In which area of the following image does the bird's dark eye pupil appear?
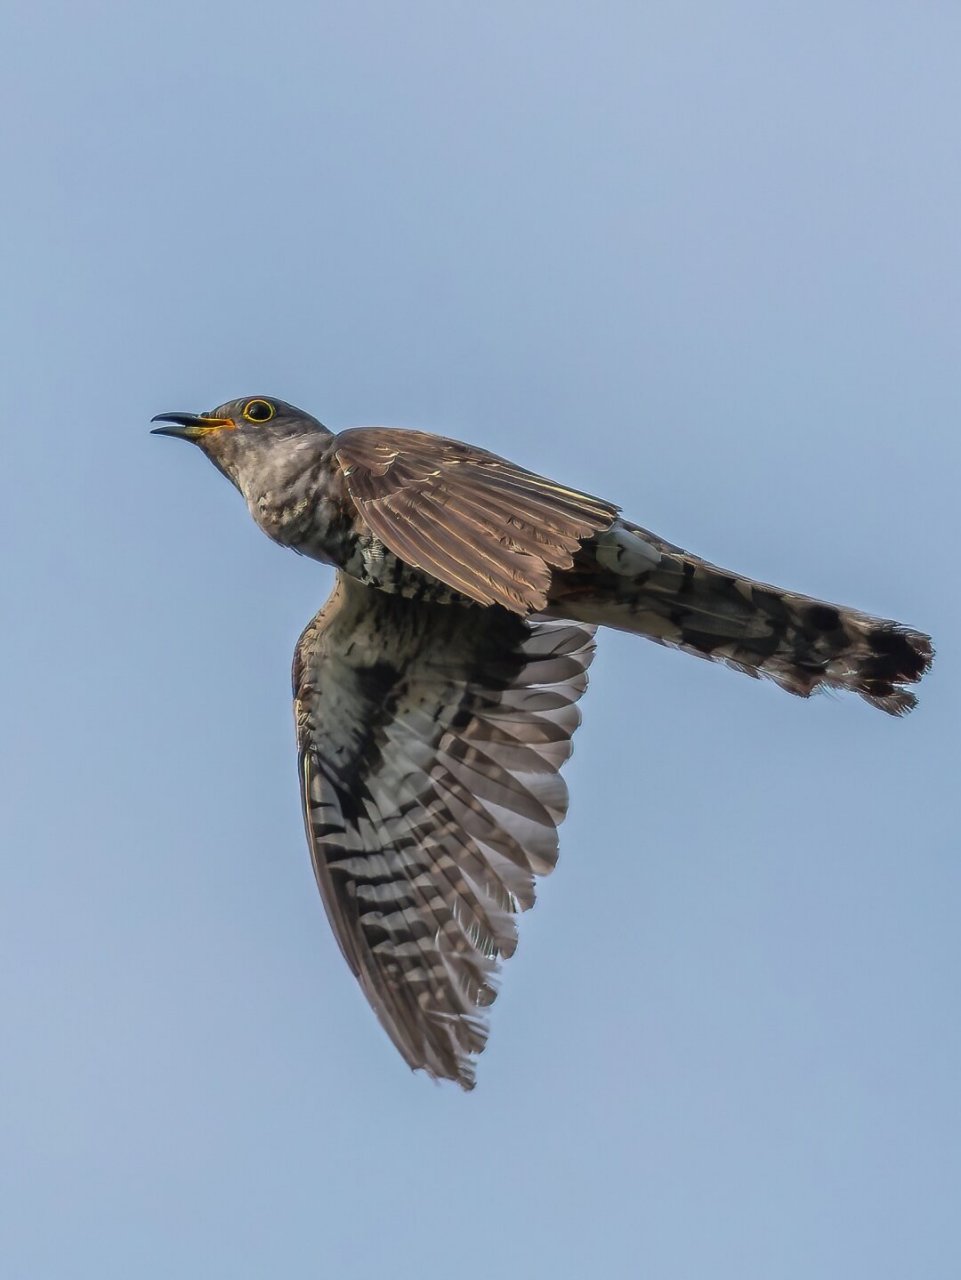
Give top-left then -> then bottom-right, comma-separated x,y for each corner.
246,400 -> 274,422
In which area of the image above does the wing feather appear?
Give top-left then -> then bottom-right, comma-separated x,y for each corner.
293,573 -> 596,1088
333,427 -> 618,613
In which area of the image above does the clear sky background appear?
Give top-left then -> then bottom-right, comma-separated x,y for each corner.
1,3 -> 958,1277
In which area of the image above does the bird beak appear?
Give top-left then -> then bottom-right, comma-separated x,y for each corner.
150,412 -> 235,439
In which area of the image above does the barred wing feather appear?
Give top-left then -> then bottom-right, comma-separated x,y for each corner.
293,573 -> 596,1089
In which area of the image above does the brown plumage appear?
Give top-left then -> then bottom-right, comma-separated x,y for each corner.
334,427 -> 618,611
153,396 -> 934,1089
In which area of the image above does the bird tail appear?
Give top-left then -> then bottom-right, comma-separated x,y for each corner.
548,519 -> 933,715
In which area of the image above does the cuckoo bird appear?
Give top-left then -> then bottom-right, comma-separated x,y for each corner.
152,395 -> 933,1089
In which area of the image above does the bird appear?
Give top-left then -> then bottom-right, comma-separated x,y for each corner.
152,395 -> 933,1089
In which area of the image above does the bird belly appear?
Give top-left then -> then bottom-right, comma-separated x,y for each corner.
337,533 -> 470,604
289,508 -> 468,605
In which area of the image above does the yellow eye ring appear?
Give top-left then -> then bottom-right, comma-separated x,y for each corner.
242,399 -> 276,423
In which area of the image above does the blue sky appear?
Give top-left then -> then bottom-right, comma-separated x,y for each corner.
2,3 -> 958,1276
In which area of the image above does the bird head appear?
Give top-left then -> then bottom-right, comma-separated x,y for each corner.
151,396 -> 332,491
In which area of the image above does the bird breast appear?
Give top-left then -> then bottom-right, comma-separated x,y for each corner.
250,476 -> 467,605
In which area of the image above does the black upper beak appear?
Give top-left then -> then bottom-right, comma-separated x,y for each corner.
150,412 -> 208,438
152,411 -> 237,440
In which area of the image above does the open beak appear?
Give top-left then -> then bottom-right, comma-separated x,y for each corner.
151,412 -> 234,439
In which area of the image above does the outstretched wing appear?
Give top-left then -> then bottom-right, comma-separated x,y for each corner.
332,426 -> 618,613
293,573 -> 596,1089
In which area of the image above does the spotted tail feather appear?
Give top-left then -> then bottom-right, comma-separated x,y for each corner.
548,519 -> 933,715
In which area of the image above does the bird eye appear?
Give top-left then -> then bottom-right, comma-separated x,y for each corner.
243,399 -> 276,423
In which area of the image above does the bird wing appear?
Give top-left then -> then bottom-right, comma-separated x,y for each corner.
332,426 -> 618,613
293,573 -> 596,1089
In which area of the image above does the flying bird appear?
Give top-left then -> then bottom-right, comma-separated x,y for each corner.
152,396 -> 933,1089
